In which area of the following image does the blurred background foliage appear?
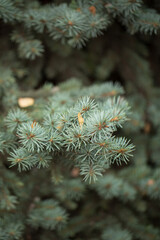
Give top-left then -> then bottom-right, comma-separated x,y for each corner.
1,0 -> 160,239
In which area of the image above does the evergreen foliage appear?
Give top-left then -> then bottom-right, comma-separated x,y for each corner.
0,0 -> 160,239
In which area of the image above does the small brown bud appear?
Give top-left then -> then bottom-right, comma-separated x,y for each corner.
71,167 -> 80,177
89,6 -> 96,15
144,122 -> 151,133
147,179 -> 155,186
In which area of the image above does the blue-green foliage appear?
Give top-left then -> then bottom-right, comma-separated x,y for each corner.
4,82 -> 134,183
28,199 -> 68,230
0,216 -> 24,240
1,0 -> 160,240
102,225 -> 132,240
0,0 -> 159,56
0,80 -> 136,239
93,174 -> 136,201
